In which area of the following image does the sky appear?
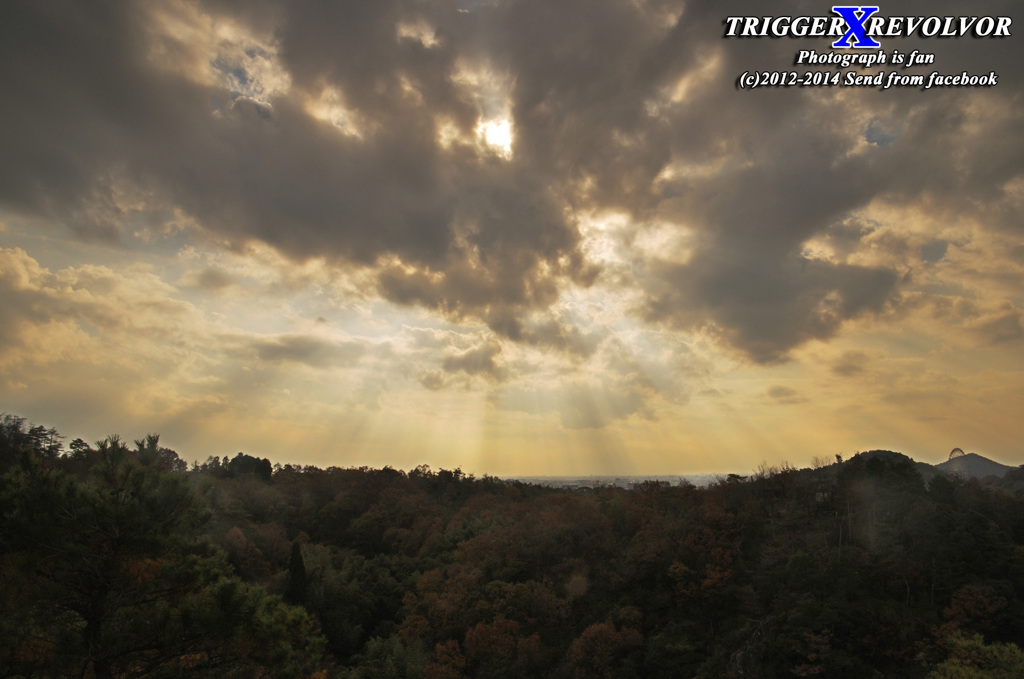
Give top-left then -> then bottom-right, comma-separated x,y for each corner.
1,0 -> 1022,476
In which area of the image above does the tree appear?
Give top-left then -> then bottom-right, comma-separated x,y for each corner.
134,432 -> 187,472
227,452 -> 274,482
69,437 -> 92,456
929,632 -> 1024,679
1,439 -> 324,678
0,413 -> 30,473
285,541 -> 309,605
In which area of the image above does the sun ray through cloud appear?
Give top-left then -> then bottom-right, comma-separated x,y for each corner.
1,0 -> 1022,474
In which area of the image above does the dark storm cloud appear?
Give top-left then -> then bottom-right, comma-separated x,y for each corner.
766,386 -> 805,405
441,340 -> 506,380
249,334 -> 369,368
189,267 -> 235,292
642,253 -> 898,364
0,0 -> 587,335
1,0 -> 1021,363
832,350 -> 870,377
971,309 -> 1023,345
631,1 -> 1022,361
0,1 -> 157,240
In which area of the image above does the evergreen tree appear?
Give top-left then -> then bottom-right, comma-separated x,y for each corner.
1,438 -> 324,678
286,540 -> 309,605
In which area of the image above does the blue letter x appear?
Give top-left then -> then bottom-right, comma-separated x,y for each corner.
832,6 -> 881,48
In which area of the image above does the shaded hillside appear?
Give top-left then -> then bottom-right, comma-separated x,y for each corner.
851,449 -> 940,481
935,452 -> 1013,480
855,448 -> 1018,482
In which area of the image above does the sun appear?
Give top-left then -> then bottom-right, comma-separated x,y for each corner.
478,119 -> 513,158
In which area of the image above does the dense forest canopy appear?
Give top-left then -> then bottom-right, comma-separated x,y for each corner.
3,412 -> 1024,678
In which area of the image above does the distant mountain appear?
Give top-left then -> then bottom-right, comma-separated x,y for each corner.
846,449 -> 1016,481
933,452 -> 1013,479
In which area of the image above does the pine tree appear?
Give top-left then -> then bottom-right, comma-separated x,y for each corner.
286,540 -> 309,605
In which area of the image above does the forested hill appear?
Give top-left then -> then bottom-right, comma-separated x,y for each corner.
3,414 -> 1024,678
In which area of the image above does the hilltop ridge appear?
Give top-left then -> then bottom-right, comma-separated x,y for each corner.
839,448 -> 1016,482
933,452 -> 1014,479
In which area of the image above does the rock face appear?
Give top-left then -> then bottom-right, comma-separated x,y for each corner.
934,452 -> 1013,479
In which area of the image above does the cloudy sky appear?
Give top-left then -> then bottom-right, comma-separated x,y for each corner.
1,0 -> 1022,475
